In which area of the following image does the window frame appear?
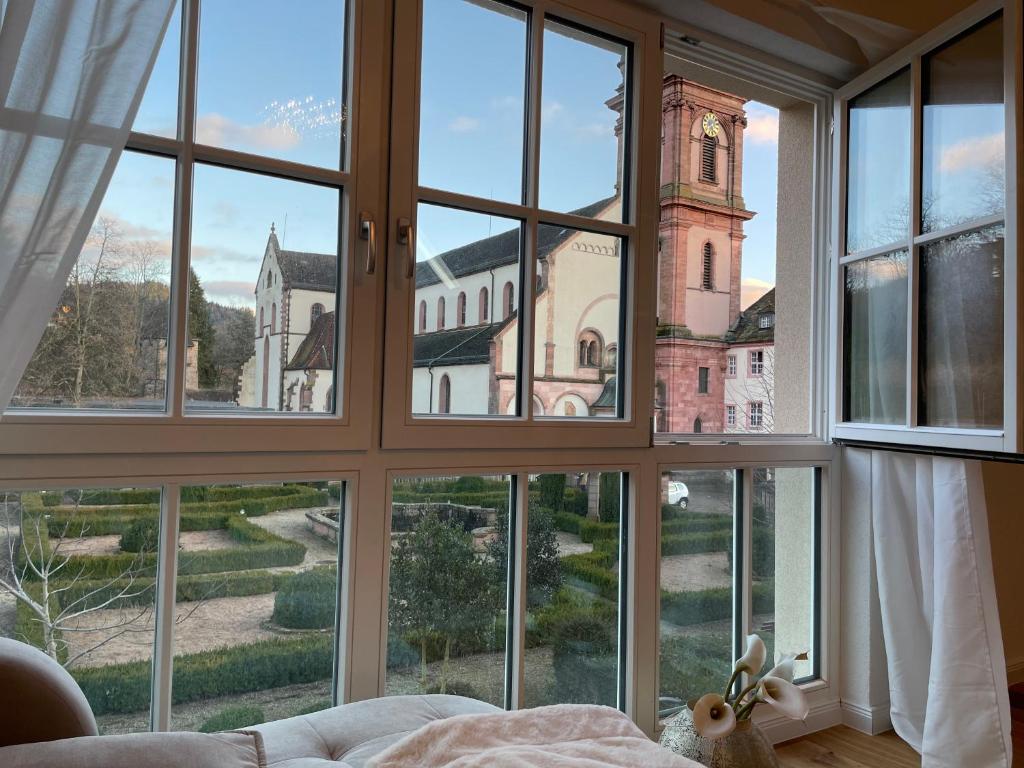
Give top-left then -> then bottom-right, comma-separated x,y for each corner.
830,0 -> 1020,454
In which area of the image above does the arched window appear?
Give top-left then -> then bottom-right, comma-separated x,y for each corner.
325,386 -> 334,413
700,133 -> 717,183
266,270 -> 273,288
578,331 -> 602,368
258,307 -> 264,337
418,300 -> 427,333
502,281 -> 514,320
456,292 -> 467,327
588,340 -> 600,366
437,296 -> 446,330
310,302 -> 325,325
605,344 -> 617,369
479,287 -> 489,322
564,402 -> 577,417
693,417 -> 703,433
439,374 -> 451,414
271,302 -> 277,334
701,242 -> 714,290
578,340 -> 589,366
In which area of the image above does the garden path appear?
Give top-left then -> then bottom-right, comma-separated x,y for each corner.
58,529 -> 239,556
249,507 -> 340,570
555,531 -> 592,556
658,551 -> 731,592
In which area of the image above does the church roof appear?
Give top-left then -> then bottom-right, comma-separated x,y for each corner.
726,288 -> 775,345
412,322 -> 506,367
415,196 -> 617,289
591,376 -> 618,409
277,248 -> 338,292
285,311 -> 335,370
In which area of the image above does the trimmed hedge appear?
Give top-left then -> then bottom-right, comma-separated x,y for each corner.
389,491 -> 510,513
553,511 -> 582,535
273,568 -> 336,629
660,581 -> 775,626
41,485 -> 309,509
199,706 -> 265,733
74,634 -> 333,716
661,529 -> 732,556
119,517 -> 159,553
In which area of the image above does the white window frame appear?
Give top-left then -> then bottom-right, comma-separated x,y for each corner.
829,0 -> 1020,454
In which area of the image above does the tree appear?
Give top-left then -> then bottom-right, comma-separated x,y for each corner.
487,504 -> 562,610
188,268 -> 217,388
538,474 -> 566,511
388,513 -> 498,692
209,303 -> 255,390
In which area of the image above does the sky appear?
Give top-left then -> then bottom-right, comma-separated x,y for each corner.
93,0 -> 1003,316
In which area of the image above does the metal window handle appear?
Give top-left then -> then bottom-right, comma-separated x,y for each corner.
359,212 -> 376,275
397,217 -> 415,278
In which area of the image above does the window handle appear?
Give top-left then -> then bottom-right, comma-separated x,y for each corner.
397,217 -> 415,278
359,212 -> 376,275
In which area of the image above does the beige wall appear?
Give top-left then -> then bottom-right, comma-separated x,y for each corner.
981,461 -> 1024,683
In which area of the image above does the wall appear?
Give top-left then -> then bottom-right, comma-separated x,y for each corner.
981,460 -> 1024,683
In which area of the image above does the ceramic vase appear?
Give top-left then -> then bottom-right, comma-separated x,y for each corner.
659,706 -> 780,768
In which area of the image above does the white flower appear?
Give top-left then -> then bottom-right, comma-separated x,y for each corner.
759,675 -> 809,721
734,633 -> 766,675
692,693 -> 737,740
765,654 -> 797,683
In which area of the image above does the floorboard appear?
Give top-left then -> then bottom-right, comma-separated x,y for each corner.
775,725 -> 920,768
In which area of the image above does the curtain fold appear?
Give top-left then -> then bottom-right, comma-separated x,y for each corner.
871,451 -> 1012,766
0,0 -> 174,414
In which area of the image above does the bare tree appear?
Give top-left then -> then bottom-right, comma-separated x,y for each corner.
734,352 -> 775,434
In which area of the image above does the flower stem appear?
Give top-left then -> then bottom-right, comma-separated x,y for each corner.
733,680 -> 760,709
722,669 -> 742,702
734,696 -> 760,721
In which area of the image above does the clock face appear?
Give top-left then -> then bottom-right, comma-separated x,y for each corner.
702,112 -> 721,138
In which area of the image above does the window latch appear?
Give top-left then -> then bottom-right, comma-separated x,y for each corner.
359,212 -> 376,275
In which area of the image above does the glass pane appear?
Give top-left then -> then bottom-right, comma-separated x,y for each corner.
385,475 -> 510,707
418,0 -> 527,203
196,0 -> 347,168
846,69 -> 911,253
654,73 -> 813,436
533,224 -> 622,418
186,164 -> 340,414
11,152 -> 175,411
752,468 -> 815,681
658,470 -> 735,718
922,15 -> 1004,232
132,1 -> 181,138
843,251 -> 908,424
539,22 -> 627,220
1,487 -> 161,734
526,472 -> 621,707
412,204 -> 520,417
170,481 -> 344,730
920,226 -> 1004,428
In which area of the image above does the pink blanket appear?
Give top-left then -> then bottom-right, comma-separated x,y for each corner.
366,704 -> 700,768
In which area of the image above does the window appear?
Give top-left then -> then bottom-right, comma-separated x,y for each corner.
456,292 -> 467,327
726,404 -> 737,427
311,303 -> 325,326
750,350 -> 764,376
479,287 -> 489,323
438,374 -> 451,414
726,355 -> 736,377
259,307 -> 265,338
271,303 -> 277,335
577,331 -> 603,369
700,133 -> 717,183
605,345 -> 617,369
436,296 -> 446,331
693,417 -> 702,433
697,367 -> 710,394
701,242 -> 714,290
564,402 -> 577,416
759,313 -> 774,329
418,300 -> 427,333
835,10 -> 1014,451
750,401 -> 764,429
503,281 -> 514,321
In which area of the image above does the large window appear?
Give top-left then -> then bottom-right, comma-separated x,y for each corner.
835,10 -> 1015,452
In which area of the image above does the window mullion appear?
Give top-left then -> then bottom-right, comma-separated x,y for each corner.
508,472 -> 529,709
150,484 -> 181,731
907,56 -> 923,429
735,468 -> 752,693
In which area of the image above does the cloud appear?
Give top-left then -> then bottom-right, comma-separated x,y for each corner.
203,280 -> 257,306
575,120 -> 614,139
190,243 -> 255,267
542,101 -> 565,123
940,131 -> 1004,173
448,116 -> 481,133
741,277 -> 773,309
195,113 -> 301,152
745,110 -> 779,145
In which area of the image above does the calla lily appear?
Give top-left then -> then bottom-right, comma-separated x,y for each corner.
765,653 -> 796,683
734,633 -> 766,675
692,693 -> 737,740
758,675 -> 809,721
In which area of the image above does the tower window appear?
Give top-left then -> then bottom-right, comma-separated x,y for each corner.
700,133 -> 717,183
698,366 -> 710,394
456,292 -> 467,327
437,297 -> 446,330
702,242 -> 714,290
310,303 -> 325,325
479,287 -> 489,322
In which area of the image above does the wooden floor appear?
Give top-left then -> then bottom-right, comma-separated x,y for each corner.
776,726 -> 920,768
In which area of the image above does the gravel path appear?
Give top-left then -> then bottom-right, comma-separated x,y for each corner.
555,531 -> 592,556
250,508 -> 339,569
59,530 -> 239,557
658,551 -> 731,592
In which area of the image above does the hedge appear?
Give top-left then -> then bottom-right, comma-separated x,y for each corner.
273,567 -> 337,629
389,491 -> 510,513
553,511 -> 582,534
660,582 -> 775,626
73,634 -> 334,716
661,529 -> 732,556
40,485 -> 310,509
199,706 -> 266,733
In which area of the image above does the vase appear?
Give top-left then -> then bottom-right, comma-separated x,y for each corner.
659,706 -> 780,768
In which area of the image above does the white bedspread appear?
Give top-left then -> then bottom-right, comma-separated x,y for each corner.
365,704 -> 700,768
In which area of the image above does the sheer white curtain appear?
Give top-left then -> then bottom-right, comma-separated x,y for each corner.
871,451 -> 1012,766
0,0 -> 174,413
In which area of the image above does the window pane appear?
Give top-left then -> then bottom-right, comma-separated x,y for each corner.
11,152 -> 175,411
170,481 -> 344,730
186,164 -> 340,414
539,22 -> 626,220
843,251 -> 908,424
418,0 -> 527,203
132,1 -> 180,138
752,468 -> 815,681
533,224 -> 622,418
846,69 -> 911,253
1,487 -> 161,734
526,472 -> 621,707
196,0 -> 347,168
920,226 -> 1004,428
412,204 -> 520,417
655,72 -> 813,435
658,470 -> 735,717
385,475 -> 510,707
922,15 -> 1004,232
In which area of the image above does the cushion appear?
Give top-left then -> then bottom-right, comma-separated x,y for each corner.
0,730 -> 265,768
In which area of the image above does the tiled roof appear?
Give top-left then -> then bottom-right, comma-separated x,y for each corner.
412,322 -> 506,367
276,241 -> 337,292
726,288 -> 775,344
285,311 -> 335,370
415,197 -> 617,289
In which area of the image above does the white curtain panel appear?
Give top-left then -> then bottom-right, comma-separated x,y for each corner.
871,451 -> 1013,766
0,0 -> 174,413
